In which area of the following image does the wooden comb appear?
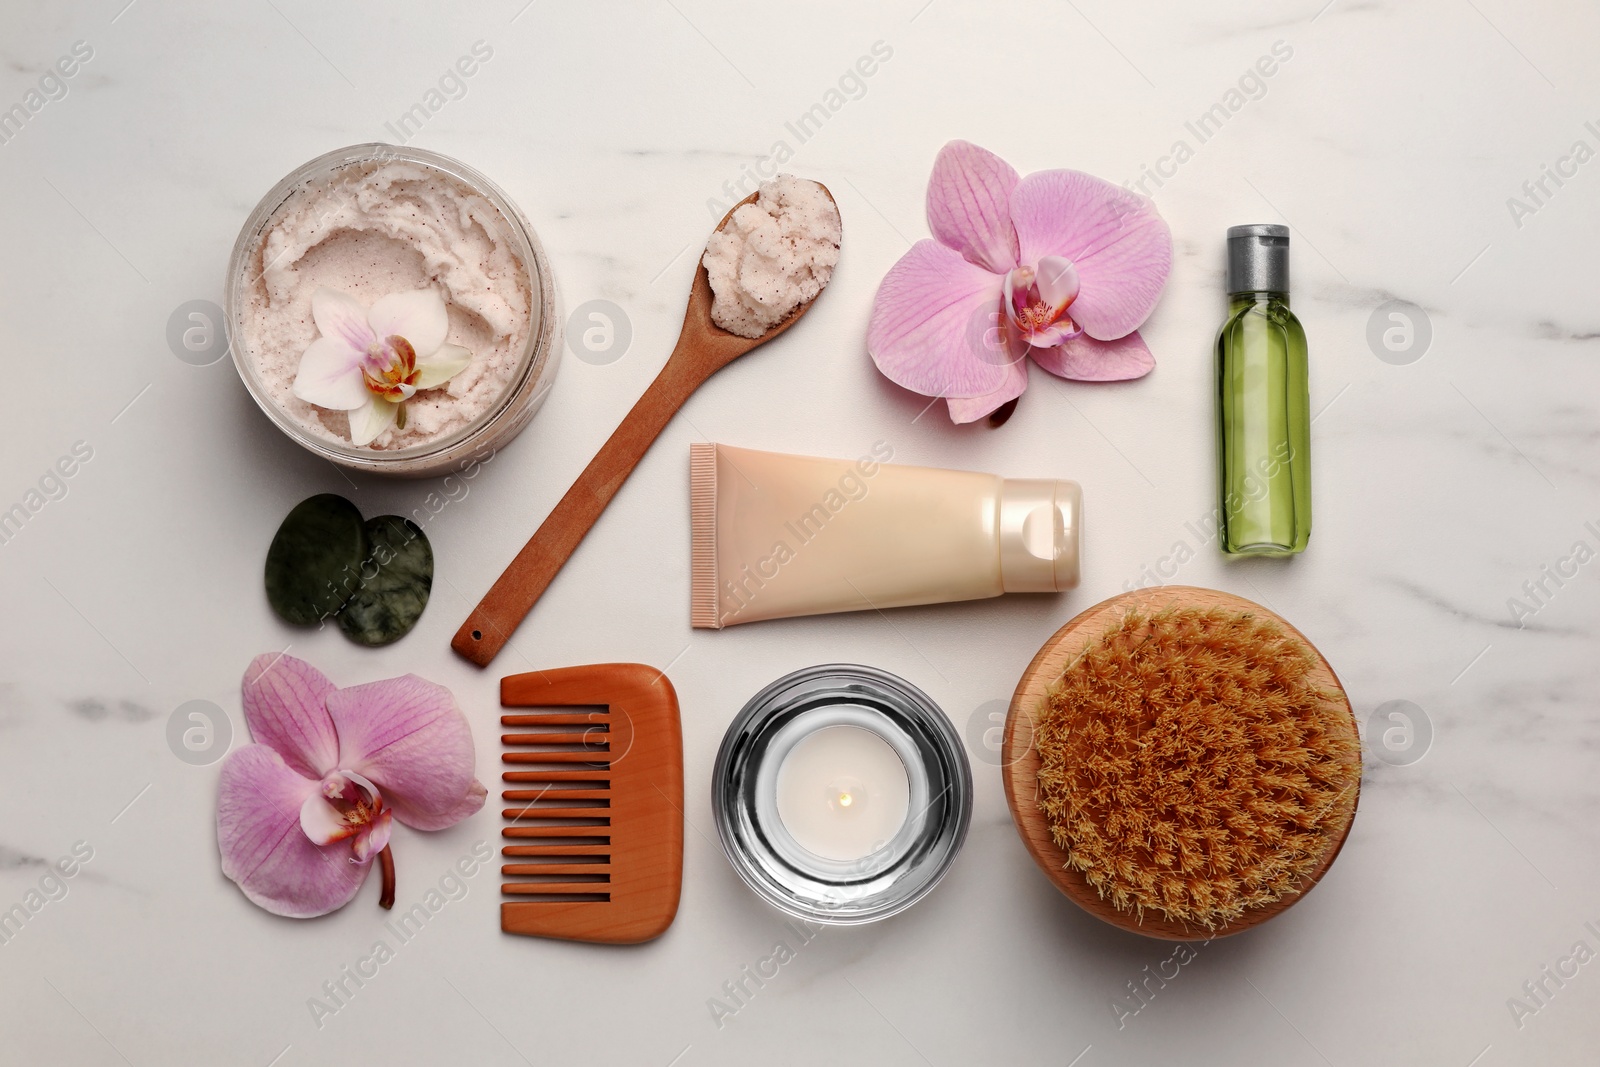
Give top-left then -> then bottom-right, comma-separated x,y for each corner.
499,663 -> 683,944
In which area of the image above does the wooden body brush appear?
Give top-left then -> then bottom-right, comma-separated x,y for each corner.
1003,586 -> 1360,940
453,186 -> 837,668
500,663 -> 683,944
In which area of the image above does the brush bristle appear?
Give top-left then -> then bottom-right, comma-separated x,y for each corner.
1034,607 -> 1360,930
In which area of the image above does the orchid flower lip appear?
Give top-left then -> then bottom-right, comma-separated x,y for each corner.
361,334 -> 422,402
1002,256 -> 1083,348
299,767 -> 390,859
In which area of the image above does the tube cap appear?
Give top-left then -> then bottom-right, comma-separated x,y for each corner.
998,480 -> 1081,593
1226,223 -> 1290,294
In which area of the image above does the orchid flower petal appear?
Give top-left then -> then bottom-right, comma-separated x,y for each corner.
312,286 -> 377,355
410,343 -> 472,391
867,239 -> 1010,400
412,781 -> 489,832
926,140 -> 1021,274
217,745 -> 370,918
1010,171 -> 1172,339
369,289 -> 449,358
326,675 -> 486,831
948,349 -> 1029,424
1029,329 -> 1157,382
292,337 -> 371,411
349,398 -> 398,448
241,653 -> 338,780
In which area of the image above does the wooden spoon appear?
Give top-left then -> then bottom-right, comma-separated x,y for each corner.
452,184 -> 839,667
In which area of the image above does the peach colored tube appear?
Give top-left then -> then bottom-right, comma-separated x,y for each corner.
691,442 -> 1007,628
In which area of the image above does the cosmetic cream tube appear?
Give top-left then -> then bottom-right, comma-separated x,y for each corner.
689,443 -> 1081,629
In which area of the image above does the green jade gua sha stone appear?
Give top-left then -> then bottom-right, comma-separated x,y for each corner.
337,515 -> 434,647
264,494 -> 366,626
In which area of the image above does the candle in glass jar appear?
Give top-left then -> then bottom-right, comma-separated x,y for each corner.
775,724 -> 910,862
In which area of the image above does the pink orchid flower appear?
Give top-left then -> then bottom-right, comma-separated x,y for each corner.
868,141 -> 1173,423
292,287 -> 472,447
216,653 -> 486,918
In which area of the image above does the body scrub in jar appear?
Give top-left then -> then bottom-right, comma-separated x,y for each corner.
227,144 -> 560,476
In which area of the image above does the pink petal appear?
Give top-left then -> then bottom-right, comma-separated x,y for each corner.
926,140 -> 1020,274
312,287 -> 376,353
241,653 -> 338,781
291,337 -> 369,411
867,240 -> 1009,400
369,289 -> 449,358
326,675 -> 486,831
216,745 -> 370,918
948,350 -> 1028,424
1010,171 -> 1172,340
1029,330 -> 1156,382
416,780 -> 488,830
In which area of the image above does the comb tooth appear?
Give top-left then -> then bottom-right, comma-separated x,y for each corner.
501,807 -> 610,821
502,844 -> 611,857
502,863 -> 610,877
502,788 -> 610,801
502,732 -> 609,746
502,770 -> 610,783
503,825 -> 611,839
503,751 -> 613,764
501,713 -> 607,726
502,883 -> 612,897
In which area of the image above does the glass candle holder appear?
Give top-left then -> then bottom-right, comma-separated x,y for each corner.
226,143 -> 561,477
712,664 -> 972,925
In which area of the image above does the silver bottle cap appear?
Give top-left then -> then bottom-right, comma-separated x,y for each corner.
1226,223 -> 1290,294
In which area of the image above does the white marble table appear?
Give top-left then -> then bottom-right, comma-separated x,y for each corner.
2,1 -> 1597,1064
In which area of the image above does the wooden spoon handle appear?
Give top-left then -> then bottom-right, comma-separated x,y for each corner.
452,352 -> 710,666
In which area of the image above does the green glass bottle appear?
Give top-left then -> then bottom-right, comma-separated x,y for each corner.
1215,224 -> 1311,555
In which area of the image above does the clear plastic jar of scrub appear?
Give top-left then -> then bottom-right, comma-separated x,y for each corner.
226,144 -> 561,477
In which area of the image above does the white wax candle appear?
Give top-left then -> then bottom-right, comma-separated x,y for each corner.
775,725 -> 910,862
